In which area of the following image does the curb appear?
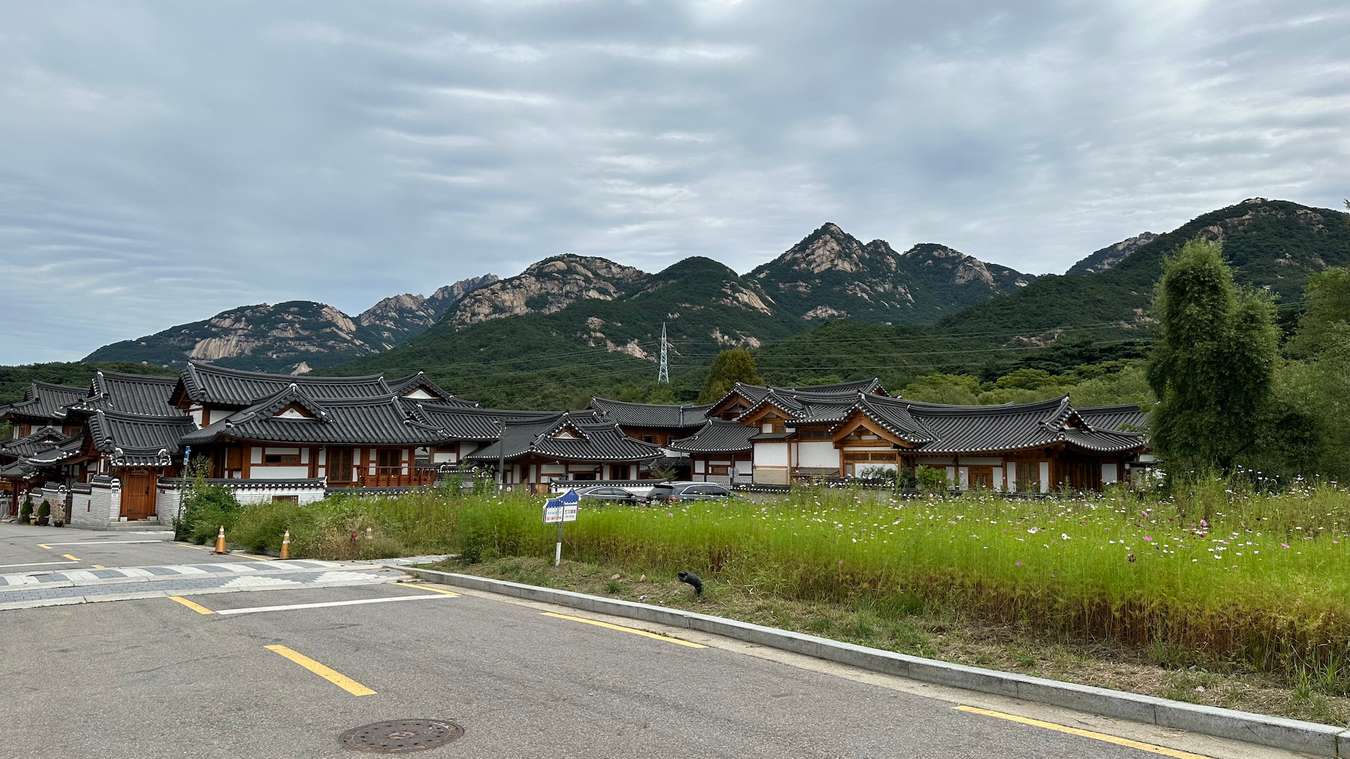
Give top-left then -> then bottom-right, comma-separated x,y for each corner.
404,567 -> 1349,757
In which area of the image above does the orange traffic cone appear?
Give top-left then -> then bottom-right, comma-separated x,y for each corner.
213,525 -> 227,554
280,530 -> 290,560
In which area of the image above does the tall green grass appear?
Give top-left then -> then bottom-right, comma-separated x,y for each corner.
231,479 -> 1350,686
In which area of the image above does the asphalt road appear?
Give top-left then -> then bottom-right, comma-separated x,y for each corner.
0,523 -> 251,570
0,572 -> 1301,759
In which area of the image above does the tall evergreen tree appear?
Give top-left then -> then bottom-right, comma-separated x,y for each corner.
1285,267 -> 1350,358
1147,239 -> 1278,476
699,348 -> 763,403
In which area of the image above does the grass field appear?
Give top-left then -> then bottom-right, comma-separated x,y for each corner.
228,479 -> 1350,714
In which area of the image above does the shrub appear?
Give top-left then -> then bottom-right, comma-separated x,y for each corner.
229,500 -> 307,554
19,496 -> 33,524
915,465 -> 948,493
37,500 -> 51,526
177,485 -> 242,545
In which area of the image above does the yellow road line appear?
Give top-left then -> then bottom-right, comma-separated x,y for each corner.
167,596 -> 215,615
92,564 -> 105,569
264,644 -> 376,696
237,553 -> 272,562
410,584 -> 461,597
956,705 -> 1213,759
542,611 -> 706,649
61,553 -> 79,562
37,543 -> 50,550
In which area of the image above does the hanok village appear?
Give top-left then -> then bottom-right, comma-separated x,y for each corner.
0,362 -> 1150,526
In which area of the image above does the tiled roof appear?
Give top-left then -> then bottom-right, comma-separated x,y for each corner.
829,395 -> 1148,455
465,413 -> 661,463
1078,405 -> 1150,434
68,370 -> 184,418
669,420 -> 757,453
589,397 -> 711,429
0,381 -> 87,421
0,427 -> 70,458
172,361 -> 393,407
87,409 -> 198,466
181,390 -> 443,447
410,403 -> 557,441
388,372 -> 477,407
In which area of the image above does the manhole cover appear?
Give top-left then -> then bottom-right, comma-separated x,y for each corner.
340,719 -> 464,753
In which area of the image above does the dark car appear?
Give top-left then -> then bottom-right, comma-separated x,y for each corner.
574,486 -> 639,504
643,482 -> 732,504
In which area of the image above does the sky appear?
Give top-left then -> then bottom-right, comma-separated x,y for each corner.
2,1 -> 1349,364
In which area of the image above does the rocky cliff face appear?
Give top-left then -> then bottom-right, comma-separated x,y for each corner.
357,274 -> 499,348
450,255 -> 645,327
749,223 -> 1034,323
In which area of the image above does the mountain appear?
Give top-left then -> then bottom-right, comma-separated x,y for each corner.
449,255 -> 644,327
757,198 -> 1350,387
83,275 -> 497,373
748,222 -> 1034,323
1066,232 -> 1159,275
332,230 -> 1029,406
358,274 -> 498,348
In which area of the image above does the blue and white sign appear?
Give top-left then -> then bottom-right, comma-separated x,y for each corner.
543,488 -> 579,524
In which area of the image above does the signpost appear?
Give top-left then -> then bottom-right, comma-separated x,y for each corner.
543,489 -> 579,566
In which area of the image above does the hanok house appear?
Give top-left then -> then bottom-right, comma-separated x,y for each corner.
169,360 -> 398,429
668,419 -> 757,485
463,411 -> 662,491
179,383 -> 444,490
64,409 -> 198,520
588,397 -> 711,447
409,403 -> 559,468
800,394 -> 1146,491
0,380 -> 88,439
0,427 -> 82,515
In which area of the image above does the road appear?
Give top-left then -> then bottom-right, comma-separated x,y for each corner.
0,524 -> 1300,758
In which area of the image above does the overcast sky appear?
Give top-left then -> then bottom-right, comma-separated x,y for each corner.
3,1 -> 1349,364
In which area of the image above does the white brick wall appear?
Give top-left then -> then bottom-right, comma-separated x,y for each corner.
71,479 -> 121,529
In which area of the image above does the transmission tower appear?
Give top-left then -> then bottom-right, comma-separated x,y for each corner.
657,322 -> 670,384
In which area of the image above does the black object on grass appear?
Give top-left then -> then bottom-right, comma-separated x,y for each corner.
677,571 -> 703,595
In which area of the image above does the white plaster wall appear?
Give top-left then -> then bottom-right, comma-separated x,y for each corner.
754,442 -> 788,467
251,466 -> 309,479
1006,461 -> 1018,492
693,460 -> 706,474
1102,462 -> 1118,485
795,441 -> 837,469
1039,461 -> 1051,493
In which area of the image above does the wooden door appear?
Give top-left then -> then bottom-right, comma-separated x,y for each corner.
968,466 -> 994,490
328,447 -> 354,484
120,469 -> 155,520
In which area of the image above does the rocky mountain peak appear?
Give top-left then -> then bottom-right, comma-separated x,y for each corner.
450,254 -> 646,328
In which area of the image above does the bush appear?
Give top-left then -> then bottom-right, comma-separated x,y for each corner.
37,500 -> 51,526
19,496 -> 33,524
915,465 -> 948,493
229,500 -> 307,554
177,485 -> 242,545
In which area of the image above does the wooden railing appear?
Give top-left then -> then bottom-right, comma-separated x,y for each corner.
350,467 -> 437,489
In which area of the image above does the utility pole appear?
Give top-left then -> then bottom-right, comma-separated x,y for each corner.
657,322 -> 670,384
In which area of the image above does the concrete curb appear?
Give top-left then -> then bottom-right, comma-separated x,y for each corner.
405,567 -> 1349,757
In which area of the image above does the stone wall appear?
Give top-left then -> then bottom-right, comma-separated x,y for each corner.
70,477 -> 121,529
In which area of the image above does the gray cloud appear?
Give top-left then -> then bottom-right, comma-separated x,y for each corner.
3,0 -> 1348,362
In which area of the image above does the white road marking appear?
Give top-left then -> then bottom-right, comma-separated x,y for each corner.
215,594 -> 453,616
63,570 -> 100,583
0,560 -> 76,569
170,566 -> 210,575
117,567 -> 154,578
214,563 -> 263,573
34,540 -> 166,547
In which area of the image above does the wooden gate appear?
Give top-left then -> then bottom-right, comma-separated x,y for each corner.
120,469 -> 156,521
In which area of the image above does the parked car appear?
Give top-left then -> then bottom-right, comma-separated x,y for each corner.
574,486 -> 640,504
644,482 -> 732,504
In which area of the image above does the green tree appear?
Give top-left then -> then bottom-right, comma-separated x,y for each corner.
900,373 -> 980,404
698,348 -> 763,403
1285,267 -> 1350,358
1147,239 -> 1279,476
